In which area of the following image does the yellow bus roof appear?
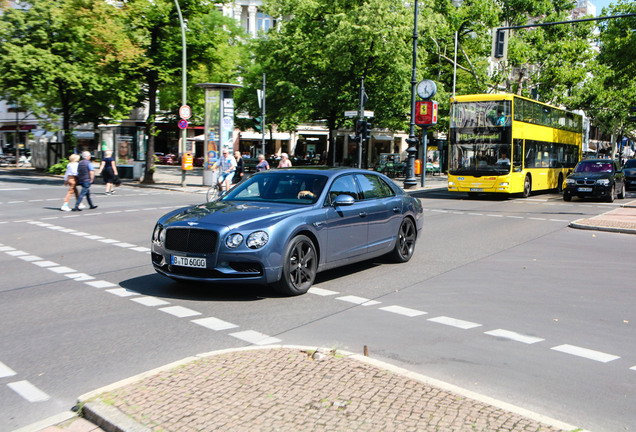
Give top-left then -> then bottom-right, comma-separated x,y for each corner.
451,93 -> 565,111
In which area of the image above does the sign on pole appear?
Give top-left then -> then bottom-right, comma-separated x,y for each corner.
178,119 -> 188,129
179,105 -> 191,120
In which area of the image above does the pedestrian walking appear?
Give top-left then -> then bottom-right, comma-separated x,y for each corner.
255,153 -> 270,172
232,150 -> 244,185
98,150 -> 119,195
277,153 -> 292,168
73,151 -> 98,211
61,154 -> 80,212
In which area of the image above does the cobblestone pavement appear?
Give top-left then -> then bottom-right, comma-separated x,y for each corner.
73,347 -> 577,432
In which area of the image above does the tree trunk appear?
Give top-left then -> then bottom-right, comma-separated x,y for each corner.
142,76 -> 158,184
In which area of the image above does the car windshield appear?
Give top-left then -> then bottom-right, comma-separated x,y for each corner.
574,161 -> 613,173
624,159 -> 636,169
222,172 -> 328,205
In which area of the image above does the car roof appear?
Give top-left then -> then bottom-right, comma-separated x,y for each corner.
258,166 -> 381,178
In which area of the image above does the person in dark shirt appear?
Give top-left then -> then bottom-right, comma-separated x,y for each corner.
73,151 -> 98,211
232,151 -> 244,185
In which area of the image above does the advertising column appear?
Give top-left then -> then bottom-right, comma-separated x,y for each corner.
198,83 -> 242,186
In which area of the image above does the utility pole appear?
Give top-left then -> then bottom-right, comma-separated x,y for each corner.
261,73 -> 266,157
357,77 -> 368,169
174,0 -> 188,187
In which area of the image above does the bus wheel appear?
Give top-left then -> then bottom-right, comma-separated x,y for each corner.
556,174 -> 563,193
522,175 -> 531,198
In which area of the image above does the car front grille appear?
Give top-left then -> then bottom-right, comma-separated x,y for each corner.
574,179 -> 596,186
165,228 -> 218,254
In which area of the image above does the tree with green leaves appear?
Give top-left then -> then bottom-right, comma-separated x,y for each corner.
236,0 -> 414,163
570,0 -> 636,149
119,0 -> 244,183
0,0 -> 144,152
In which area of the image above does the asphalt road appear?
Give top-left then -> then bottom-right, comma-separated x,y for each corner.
0,169 -> 634,431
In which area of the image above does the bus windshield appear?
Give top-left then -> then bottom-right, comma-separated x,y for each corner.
449,100 -> 512,176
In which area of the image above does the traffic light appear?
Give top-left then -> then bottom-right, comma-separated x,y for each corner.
253,116 -> 262,132
493,29 -> 507,59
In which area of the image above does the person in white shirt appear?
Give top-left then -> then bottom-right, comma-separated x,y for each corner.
61,154 -> 80,211
216,149 -> 237,192
496,152 -> 510,165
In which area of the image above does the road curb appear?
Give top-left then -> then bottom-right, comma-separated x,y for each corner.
75,345 -> 586,432
569,219 -> 636,234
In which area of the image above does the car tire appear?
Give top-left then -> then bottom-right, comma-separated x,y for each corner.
606,185 -> 615,203
617,182 -> 626,199
563,191 -> 572,202
522,175 -> 531,198
276,235 -> 317,296
390,218 -> 416,263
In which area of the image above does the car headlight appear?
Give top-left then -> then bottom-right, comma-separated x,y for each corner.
565,178 -> 576,185
153,224 -> 165,244
246,231 -> 269,249
499,182 -> 509,186
225,233 -> 244,249
596,179 -> 610,186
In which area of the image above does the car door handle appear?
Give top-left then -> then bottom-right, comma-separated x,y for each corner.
392,207 -> 400,213
359,212 -> 367,218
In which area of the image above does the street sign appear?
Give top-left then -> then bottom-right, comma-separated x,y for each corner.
415,101 -> 438,126
178,119 -> 188,129
179,105 -> 192,120
344,110 -> 357,118
363,110 -> 374,118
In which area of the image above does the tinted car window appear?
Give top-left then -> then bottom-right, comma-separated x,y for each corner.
574,161 -> 613,173
356,174 -> 395,199
624,160 -> 636,168
329,175 -> 359,202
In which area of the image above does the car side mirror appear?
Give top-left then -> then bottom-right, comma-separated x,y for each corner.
332,194 -> 355,207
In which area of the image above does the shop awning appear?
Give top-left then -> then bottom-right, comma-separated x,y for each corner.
241,132 -> 291,140
0,124 -> 36,131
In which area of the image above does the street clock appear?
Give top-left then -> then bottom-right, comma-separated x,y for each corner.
416,79 -> 437,100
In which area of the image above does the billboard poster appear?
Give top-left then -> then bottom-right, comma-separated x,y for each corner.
221,92 -> 235,153
205,92 -> 220,169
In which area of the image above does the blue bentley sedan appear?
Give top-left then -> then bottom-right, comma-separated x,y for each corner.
151,167 -> 423,295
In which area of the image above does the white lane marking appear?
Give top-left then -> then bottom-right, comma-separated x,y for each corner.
485,329 -> 545,345
549,219 -> 569,222
6,250 -> 28,256
114,242 -> 135,248
468,213 -> 483,216
308,287 -> 339,296
130,296 -> 170,307
0,187 -> 29,191
506,216 -> 524,219
85,235 -> 104,240
487,214 -> 503,217
229,330 -> 282,345
379,305 -> 427,317
8,201 -> 25,204
7,380 -> 50,402
106,288 -> 140,297
99,239 -> 119,244
85,280 -> 117,289
33,261 -> 58,267
71,232 -> 90,236
428,316 -> 482,330
105,211 -> 122,214
59,228 -> 76,233
0,361 -> 17,378
48,266 -> 76,274
130,246 -> 151,252
551,344 -> 620,363
631,366 -> 636,372
336,295 -> 381,306
65,273 -> 95,281
528,217 -> 547,221
192,317 -> 238,331
0,246 -> 16,252
19,255 -> 43,262
159,306 -> 202,318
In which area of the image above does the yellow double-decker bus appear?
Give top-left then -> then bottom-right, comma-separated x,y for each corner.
447,94 -> 583,197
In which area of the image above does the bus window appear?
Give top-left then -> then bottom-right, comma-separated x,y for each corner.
513,139 -> 523,172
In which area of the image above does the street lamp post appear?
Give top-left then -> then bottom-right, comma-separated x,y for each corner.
451,0 -> 463,100
403,0 -> 419,189
174,0 -> 187,187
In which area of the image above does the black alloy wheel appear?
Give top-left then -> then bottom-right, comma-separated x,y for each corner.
606,184 -> 615,203
390,218 -> 416,263
617,182 -> 626,199
276,235 -> 317,296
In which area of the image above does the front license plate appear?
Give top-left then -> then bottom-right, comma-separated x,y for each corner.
577,187 -> 593,192
470,188 -> 483,192
171,255 -> 206,268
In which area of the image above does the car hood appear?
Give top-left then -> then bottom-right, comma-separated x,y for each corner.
162,200 -> 308,229
568,172 -> 612,181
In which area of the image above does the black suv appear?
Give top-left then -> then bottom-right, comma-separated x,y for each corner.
624,159 -> 636,190
563,159 -> 625,203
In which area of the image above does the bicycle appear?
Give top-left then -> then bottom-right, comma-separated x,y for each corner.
206,181 -> 222,202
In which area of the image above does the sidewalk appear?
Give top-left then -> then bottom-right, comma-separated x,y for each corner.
8,166 -> 636,432
33,346 -> 582,432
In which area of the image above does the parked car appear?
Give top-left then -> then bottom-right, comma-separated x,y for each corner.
623,159 -> 636,190
563,158 -> 625,202
158,153 -> 178,165
151,167 -> 423,295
